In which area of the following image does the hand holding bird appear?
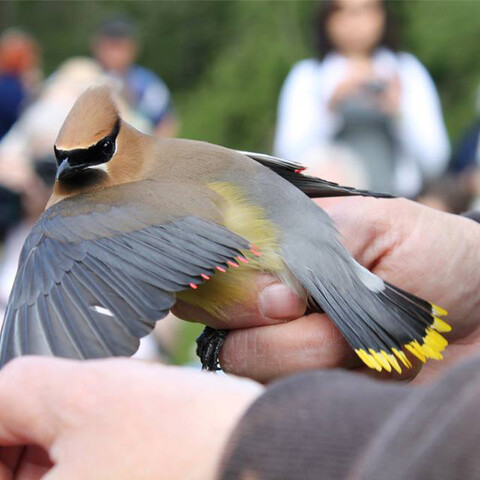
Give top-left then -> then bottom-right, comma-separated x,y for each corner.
176,197 -> 480,383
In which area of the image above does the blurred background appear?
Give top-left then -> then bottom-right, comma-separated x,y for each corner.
1,0 -> 480,365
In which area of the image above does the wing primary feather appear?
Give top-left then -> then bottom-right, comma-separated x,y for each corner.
0,305 -> 17,366
179,217 -> 251,249
123,231 -> 219,274
152,226 -> 243,265
136,229 -> 218,271
120,234 -> 207,277
21,304 -> 29,355
49,284 -> 88,359
102,237 -> 196,288
70,265 -> 155,338
36,294 -> 59,355
61,272 -> 119,356
42,238 -> 67,283
89,240 -> 186,290
82,256 -> 166,319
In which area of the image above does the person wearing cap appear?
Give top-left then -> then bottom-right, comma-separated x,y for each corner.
91,16 -> 178,138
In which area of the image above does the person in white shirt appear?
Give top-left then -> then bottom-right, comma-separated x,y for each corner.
274,0 -> 450,197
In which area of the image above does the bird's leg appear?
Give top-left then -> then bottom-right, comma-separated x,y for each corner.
196,327 -> 229,371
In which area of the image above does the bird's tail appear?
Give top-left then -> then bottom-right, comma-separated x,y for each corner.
305,268 -> 451,373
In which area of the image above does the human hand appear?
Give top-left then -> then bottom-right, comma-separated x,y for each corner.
0,357 -> 262,480
174,198 -> 480,384
378,75 -> 401,115
328,58 -> 376,110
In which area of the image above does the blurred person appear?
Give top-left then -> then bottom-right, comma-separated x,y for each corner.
302,142 -> 369,186
1,198 -> 480,478
91,16 -> 178,137
274,0 -> 450,197
450,82 -> 480,176
0,28 -> 41,140
0,57 -> 107,196
0,157 -> 55,316
449,84 -> 480,211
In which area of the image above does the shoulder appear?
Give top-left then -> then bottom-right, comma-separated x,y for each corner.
129,65 -> 169,91
282,58 -> 322,92
130,65 -> 160,82
286,59 -> 321,80
396,52 -> 432,78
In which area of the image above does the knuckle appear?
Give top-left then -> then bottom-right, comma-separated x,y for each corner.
220,330 -> 252,374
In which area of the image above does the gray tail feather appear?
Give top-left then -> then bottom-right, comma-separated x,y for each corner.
305,275 -> 451,373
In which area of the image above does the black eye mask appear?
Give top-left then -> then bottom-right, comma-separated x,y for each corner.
54,118 -> 120,168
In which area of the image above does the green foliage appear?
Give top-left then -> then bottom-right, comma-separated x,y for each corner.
179,1 -> 314,150
398,0 -> 480,141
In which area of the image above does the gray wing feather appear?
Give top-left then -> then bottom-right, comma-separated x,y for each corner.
0,213 -> 250,367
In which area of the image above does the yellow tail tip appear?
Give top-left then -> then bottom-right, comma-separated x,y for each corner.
355,349 -> 402,374
433,316 -> 452,333
356,329 -> 448,373
432,304 -> 448,317
355,304 -> 450,374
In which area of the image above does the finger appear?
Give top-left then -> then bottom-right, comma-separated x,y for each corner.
219,313 -> 360,383
0,357 -> 80,448
172,274 -> 306,329
219,312 -> 424,384
0,446 -> 24,478
14,446 -> 52,480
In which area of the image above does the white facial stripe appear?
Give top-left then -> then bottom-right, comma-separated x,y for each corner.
86,163 -> 109,173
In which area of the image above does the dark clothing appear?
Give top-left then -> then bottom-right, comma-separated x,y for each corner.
0,185 -> 23,241
336,92 -> 397,194
220,356 -> 480,479
0,73 -> 24,139
451,120 -> 480,174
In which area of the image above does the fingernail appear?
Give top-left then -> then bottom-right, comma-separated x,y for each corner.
259,284 -> 305,320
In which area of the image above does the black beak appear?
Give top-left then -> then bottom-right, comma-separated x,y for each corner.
56,159 -> 86,181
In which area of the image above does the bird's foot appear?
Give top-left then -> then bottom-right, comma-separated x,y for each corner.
196,327 -> 229,371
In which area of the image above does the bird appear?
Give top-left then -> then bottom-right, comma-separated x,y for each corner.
0,85 -> 451,374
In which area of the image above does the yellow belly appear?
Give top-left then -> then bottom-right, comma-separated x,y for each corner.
176,181 -> 285,318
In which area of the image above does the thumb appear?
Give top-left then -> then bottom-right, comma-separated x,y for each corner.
173,274 -> 307,329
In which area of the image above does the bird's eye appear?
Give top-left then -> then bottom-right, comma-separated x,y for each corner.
101,139 -> 114,157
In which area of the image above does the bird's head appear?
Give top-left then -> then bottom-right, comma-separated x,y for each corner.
54,85 -> 121,185
50,85 -> 150,204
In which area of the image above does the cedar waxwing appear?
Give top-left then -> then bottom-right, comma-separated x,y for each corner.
0,86 -> 450,374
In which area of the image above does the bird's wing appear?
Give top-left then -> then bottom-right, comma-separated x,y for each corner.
0,181 -> 250,368
238,150 -> 394,199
